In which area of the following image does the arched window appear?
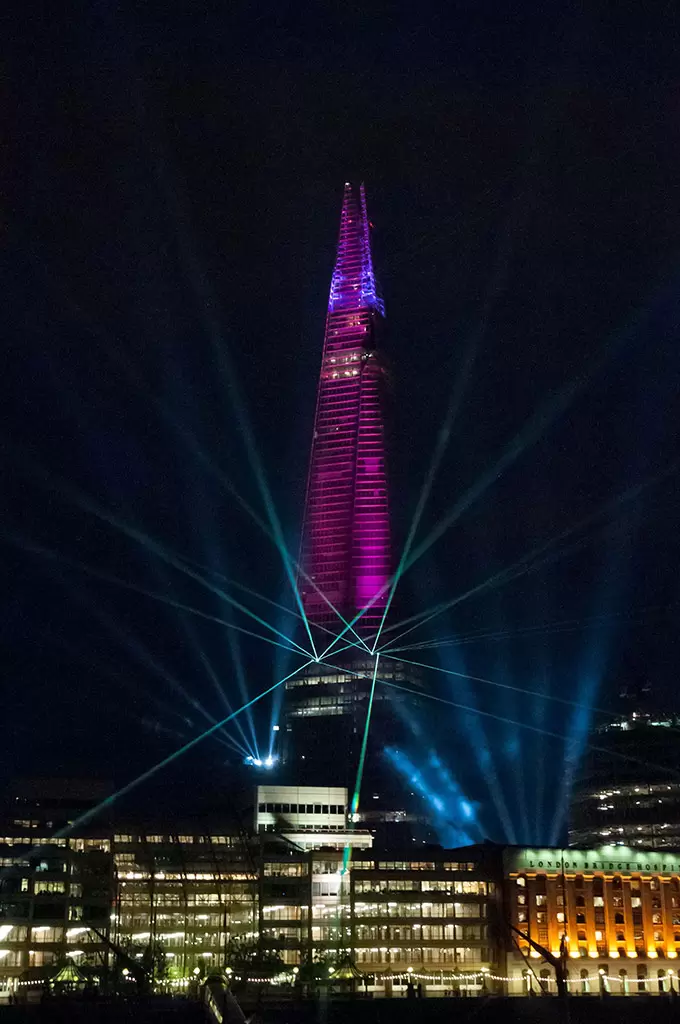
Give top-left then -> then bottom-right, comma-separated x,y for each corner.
637,965 -> 647,993
658,969 -> 666,993
580,968 -> 590,994
539,969 -> 550,993
618,969 -> 629,995
576,894 -> 585,907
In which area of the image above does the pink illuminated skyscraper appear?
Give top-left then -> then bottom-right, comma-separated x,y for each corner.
284,183 -> 418,798
299,182 -> 391,641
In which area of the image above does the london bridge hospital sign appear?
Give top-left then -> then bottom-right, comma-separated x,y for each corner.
508,847 -> 680,875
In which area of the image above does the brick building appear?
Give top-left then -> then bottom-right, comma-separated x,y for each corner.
505,845 -> 680,996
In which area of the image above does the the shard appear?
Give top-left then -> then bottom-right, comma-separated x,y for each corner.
298,182 -> 391,644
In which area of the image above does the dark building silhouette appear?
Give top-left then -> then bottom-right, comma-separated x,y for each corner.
569,707 -> 680,849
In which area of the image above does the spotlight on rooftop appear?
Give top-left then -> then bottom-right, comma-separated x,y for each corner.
244,754 -> 277,770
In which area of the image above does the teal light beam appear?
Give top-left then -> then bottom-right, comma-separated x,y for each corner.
194,645 -> 254,755
388,604 -> 660,654
171,595 -> 255,756
369,188 -> 523,655
44,205 -> 322,660
379,457 -> 680,651
317,643 -> 610,724
325,376 -> 604,660
157,409 -> 368,652
50,660 -> 315,836
380,679 -> 606,744
79,314 -> 366,655
77,588 -> 252,755
148,551 -> 257,755
370,290 -> 677,634
379,652 -> 627,720
4,454 -> 314,657
5,531 -> 310,660
396,316 -> 650,581
350,654 -> 381,819
186,558 -> 371,656
321,649 -> 654,833
150,157 -> 319,661
45,632 -> 249,759
317,568 -> 400,659
187,543 -> 373,656
370,335 -> 480,654
380,679 -> 680,783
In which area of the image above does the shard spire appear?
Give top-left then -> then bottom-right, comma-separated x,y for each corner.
299,183 -> 391,640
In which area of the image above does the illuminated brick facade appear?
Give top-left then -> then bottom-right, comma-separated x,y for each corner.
505,845 -> 680,996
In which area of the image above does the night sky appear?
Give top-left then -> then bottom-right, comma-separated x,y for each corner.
3,3 -> 680,842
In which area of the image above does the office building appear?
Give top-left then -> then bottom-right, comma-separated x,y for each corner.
569,710 -> 680,849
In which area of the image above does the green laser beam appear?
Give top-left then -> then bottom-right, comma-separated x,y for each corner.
340,654 -> 381,875
317,653 -> 597,845
182,549 -> 372,656
98,328 -> 367,654
361,646 -> 680,763
370,181 -> 525,656
350,654 -> 380,819
42,631 -> 250,759
380,678 -> 680,782
379,652 -> 625,720
47,180 -> 321,660
367,290 -> 677,646
396,316 -> 650,582
387,604 -> 661,654
2,454 -> 314,656
157,558 -> 256,753
5,531 -> 310,660
371,267 -> 508,653
379,457 -> 680,651
151,162 -> 320,662
178,613 -> 255,755
73,583 -> 250,750
51,659 -> 315,837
